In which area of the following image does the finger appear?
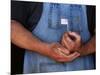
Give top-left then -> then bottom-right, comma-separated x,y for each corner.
64,33 -> 74,43
57,44 -> 70,54
68,32 -> 80,37
53,44 -> 70,56
66,52 -> 80,62
61,34 -> 68,48
61,39 -> 66,47
67,52 -> 80,60
54,48 -> 69,57
57,47 -> 70,55
52,43 -> 70,56
58,52 -> 80,62
63,35 -> 74,50
68,32 -> 81,42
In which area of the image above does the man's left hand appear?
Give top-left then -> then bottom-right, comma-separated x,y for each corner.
61,32 -> 82,52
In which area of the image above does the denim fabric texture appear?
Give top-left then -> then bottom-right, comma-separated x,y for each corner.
23,3 -> 94,73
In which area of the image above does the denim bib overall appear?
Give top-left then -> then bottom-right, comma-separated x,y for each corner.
23,3 -> 94,73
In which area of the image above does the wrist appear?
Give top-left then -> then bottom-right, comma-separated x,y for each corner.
32,41 -> 51,56
77,45 -> 89,56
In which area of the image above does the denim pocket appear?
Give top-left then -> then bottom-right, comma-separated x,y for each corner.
48,3 -> 68,30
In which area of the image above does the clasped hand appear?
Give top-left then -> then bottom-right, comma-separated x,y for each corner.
47,32 -> 81,62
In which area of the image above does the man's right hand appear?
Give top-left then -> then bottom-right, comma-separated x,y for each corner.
43,43 -> 80,63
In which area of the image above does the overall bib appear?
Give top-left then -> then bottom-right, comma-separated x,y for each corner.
23,3 -> 94,73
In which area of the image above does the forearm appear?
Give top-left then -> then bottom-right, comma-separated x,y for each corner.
11,20 -> 50,55
78,36 -> 96,56
11,20 -> 81,62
